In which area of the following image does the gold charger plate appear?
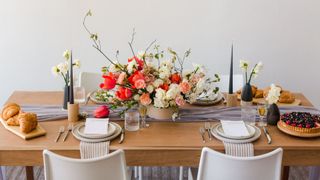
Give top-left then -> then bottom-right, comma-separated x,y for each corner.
277,121 -> 320,138
237,94 -> 301,106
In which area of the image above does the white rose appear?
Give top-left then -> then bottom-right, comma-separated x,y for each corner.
133,94 -> 140,101
166,84 -> 180,99
155,88 -> 166,99
127,60 -> 137,73
153,79 -> 164,88
146,85 -> 154,93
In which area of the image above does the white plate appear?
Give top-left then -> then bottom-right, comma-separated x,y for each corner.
215,124 -> 256,140
77,123 -> 116,139
90,90 -> 112,104
192,92 -> 223,106
72,122 -> 122,143
211,124 -> 261,143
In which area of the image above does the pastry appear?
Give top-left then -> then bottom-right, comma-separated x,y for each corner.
18,112 -> 38,133
279,112 -> 320,133
7,115 -> 20,126
278,91 -> 295,104
1,103 -> 20,120
254,89 -> 264,98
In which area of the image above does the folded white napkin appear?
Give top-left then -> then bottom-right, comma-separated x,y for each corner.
220,120 -> 249,137
84,118 -> 109,135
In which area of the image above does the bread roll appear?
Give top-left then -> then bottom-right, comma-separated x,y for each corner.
18,113 -> 38,133
1,103 -> 20,120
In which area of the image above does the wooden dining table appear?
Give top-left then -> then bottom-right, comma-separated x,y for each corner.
0,91 -> 320,180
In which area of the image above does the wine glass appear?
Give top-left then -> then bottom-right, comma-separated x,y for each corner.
257,104 -> 268,127
138,104 -> 149,128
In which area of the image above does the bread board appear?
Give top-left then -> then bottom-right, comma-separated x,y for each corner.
237,94 -> 301,106
277,121 -> 320,138
0,118 -> 46,140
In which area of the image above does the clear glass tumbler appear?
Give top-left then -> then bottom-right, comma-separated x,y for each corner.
74,86 -> 86,104
241,106 -> 256,126
138,104 -> 149,128
125,109 -> 140,131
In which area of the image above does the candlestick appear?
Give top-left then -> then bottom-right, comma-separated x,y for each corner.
228,44 -> 234,94
69,50 -> 74,104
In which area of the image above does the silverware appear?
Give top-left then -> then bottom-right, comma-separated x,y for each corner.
204,122 -> 212,140
199,127 -> 206,143
119,126 -> 125,144
62,124 -> 73,142
55,126 -> 65,142
263,126 -> 272,144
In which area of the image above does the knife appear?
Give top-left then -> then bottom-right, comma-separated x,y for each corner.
263,126 -> 272,144
119,127 -> 125,144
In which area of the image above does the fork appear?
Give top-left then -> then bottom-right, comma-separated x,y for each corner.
204,122 -> 212,140
199,127 -> 206,143
55,126 -> 65,142
62,124 -> 73,142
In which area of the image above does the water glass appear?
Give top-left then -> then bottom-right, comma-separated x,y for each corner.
138,104 -> 149,128
74,86 -> 86,104
241,106 -> 256,126
125,109 -> 140,131
257,104 -> 268,127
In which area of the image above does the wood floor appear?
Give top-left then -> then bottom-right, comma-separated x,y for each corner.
2,166 -> 311,180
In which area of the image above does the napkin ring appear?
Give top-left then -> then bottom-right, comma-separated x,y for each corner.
68,103 -> 79,123
226,93 -> 238,107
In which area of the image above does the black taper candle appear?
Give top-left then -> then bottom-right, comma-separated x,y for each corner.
228,44 -> 233,94
69,50 -> 74,104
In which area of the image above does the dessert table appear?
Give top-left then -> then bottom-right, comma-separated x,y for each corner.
1,91 -> 320,179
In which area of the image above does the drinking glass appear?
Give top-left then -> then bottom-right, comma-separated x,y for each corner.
241,106 -> 256,125
125,109 -> 140,131
138,104 -> 149,128
74,86 -> 86,104
257,104 -> 268,127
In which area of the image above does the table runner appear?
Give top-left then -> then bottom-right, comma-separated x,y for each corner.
21,105 -> 320,122
80,141 -> 110,159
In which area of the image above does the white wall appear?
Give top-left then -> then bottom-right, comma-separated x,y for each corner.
0,0 -> 319,107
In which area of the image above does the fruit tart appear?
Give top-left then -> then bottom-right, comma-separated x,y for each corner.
279,112 -> 320,134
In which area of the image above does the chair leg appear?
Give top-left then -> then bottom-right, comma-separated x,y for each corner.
179,166 -> 183,180
282,166 -> 290,180
25,166 -> 34,180
0,166 -> 6,180
134,166 -> 138,178
309,166 -> 320,180
138,166 -> 142,180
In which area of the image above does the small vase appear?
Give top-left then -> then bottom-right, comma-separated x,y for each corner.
267,103 -> 280,125
63,85 -> 69,110
147,106 -> 175,120
241,83 -> 253,105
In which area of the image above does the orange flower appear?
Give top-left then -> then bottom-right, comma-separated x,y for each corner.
134,79 -> 146,89
170,73 -> 181,84
140,93 -> 152,106
117,72 -> 126,85
179,81 -> 191,94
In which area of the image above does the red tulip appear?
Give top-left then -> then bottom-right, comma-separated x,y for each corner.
100,75 -> 116,90
94,105 -> 110,118
128,70 -> 145,88
116,87 -> 132,100
170,73 -> 181,84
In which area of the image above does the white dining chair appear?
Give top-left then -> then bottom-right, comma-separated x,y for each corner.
43,149 -> 129,180
216,74 -> 243,93
78,72 -> 103,94
196,147 -> 283,180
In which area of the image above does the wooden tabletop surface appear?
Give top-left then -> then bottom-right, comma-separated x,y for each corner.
0,91 -> 319,166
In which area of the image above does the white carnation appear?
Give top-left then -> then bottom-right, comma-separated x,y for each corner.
153,79 -> 164,88
155,88 -> 166,99
146,85 -> 154,93
166,84 -> 180,100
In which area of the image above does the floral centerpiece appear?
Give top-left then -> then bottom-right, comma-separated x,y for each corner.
83,10 -> 219,120
51,50 -> 80,109
239,60 -> 263,103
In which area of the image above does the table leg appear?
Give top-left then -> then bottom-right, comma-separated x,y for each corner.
282,166 -> 290,180
25,166 -> 34,180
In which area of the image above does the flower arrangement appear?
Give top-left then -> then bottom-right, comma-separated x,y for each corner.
239,60 -> 263,84
83,10 -> 219,118
266,84 -> 281,104
51,50 -> 80,85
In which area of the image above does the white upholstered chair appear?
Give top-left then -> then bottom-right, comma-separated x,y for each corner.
43,149 -> 129,180
216,74 -> 243,93
78,72 -> 102,94
196,147 -> 283,180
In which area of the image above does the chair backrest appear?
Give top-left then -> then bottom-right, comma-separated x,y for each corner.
197,147 -> 283,180
78,72 -> 102,94
216,74 -> 243,93
43,149 -> 128,180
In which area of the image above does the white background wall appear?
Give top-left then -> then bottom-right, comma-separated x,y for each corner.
0,0 -> 319,107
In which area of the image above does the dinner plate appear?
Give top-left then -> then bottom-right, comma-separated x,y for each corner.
72,122 -> 122,143
215,124 -> 256,140
192,92 -> 223,106
211,124 -> 261,143
76,123 -> 116,139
